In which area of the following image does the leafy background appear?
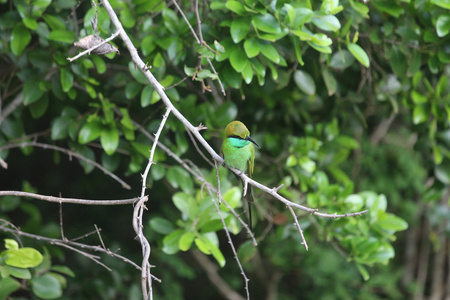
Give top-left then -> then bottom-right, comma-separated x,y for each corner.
0,0 -> 449,299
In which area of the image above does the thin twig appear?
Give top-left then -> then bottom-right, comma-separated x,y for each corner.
171,0 -> 226,96
0,142 -> 131,189
53,241 -> 112,271
205,188 -> 250,300
185,125 -> 214,167
0,219 -> 143,271
95,224 -> 107,251
287,206 -> 308,251
214,160 -> 223,205
0,92 -> 23,125
59,201 -> 66,241
67,31 -> 120,62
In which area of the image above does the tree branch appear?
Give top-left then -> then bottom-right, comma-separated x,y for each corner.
0,191 -> 140,205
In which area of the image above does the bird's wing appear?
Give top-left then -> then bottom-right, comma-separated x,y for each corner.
248,144 -> 255,178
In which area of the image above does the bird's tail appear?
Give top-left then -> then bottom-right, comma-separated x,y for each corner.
244,184 -> 254,232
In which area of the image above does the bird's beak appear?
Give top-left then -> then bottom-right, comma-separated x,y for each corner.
246,136 -> 260,148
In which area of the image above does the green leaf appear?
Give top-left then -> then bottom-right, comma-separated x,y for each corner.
286,155 -> 298,167
100,123 -> 119,155
32,274 -> 62,299
179,232 -> 196,251
298,156 -> 316,172
0,277 -> 21,299
435,162 -> 450,184
125,81 -> 142,99
141,84 -> 154,108
195,236 -> 211,254
284,4 -> 296,27
230,18 -> 250,43
436,14 -> 450,37
23,17 -> 39,30
172,191 -> 197,220
348,43 -> 370,68
294,70 -> 316,95
252,14 -> 281,34
229,47 -> 248,72
222,187 -> 241,210
149,217 -> 174,235
5,266 -> 31,279
128,61 -> 148,85
413,105 -> 428,124
372,0 -> 404,17
120,7 -> 135,28
390,47 -> 407,77
243,37 -> 260,58
292,37 -> 304,65
356,263 -> 370,281
377,213 -> 408,231
196,46 -> 215,59
311,14 -> 341,32
213,41 -> 225,54
51,265 -> 75,277
51,117 -> 71,140
29,94 -> 49,119
4,247 -> 43,268
184,65 -> 196,77
322,69 -> 337,96
151,163 -> 166,180
411,90 -> 427,104
237,240 -> 257,263
91,56 -> 106,74
78,120 -> 103,144
162,229 -> 184,254
242,62 -> 253,84
225,0 -> 246,15
48,30 -> 75,43
259,43 -> 281,64
344,194 -> 364,211
10,24 -> 31,56
167,167 -> 194,193
4,239 -> 19,250
197,234 -> 225,267
60,68 -> 73,93
430,0 -> 450,9
72,144 -> 95,173
23,78 -> 44,105
43,15 -> 65,30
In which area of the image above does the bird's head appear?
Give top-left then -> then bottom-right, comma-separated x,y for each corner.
225,121 -> 260,148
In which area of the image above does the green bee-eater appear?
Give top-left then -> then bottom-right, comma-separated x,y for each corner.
222,121 -> 260,231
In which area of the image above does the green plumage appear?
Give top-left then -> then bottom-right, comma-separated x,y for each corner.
222,121 -> 259,231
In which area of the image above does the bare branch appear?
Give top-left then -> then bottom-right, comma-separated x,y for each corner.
287,206 -> 308,251
134,107 -> 171,300
214,160 -> 223,205
0,219 -> 142,271
171,0 -> 226,96
67,30 -> 120,62
0,191 -> 139,205
0,156 -> 7,169
205,187 -> 250,300
0,92 -> 23,126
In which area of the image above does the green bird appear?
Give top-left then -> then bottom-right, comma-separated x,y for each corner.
222,121 -> 260,231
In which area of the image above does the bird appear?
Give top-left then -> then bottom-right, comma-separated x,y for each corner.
222,121 -> 260,231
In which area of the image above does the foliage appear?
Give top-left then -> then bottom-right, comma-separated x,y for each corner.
0,0 -> 449,298
0,239 -> 74,299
